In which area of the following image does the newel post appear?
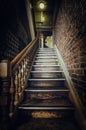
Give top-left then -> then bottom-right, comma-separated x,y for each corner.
0,60 -> 11,129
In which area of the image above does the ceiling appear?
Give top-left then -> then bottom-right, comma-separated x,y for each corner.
30,0 -> 60,36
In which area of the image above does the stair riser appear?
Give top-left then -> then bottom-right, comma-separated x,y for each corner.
24,91 -> 69,100
28,81 -> 65,87
37,52 -> 55,54
34,61 -> 59,65
35,57 -> 57,59
36,54 -> 56,56
18,109 -> 74,119
30,73 -> 64,79
34,60 -> 58,62
32,66 -> 61,71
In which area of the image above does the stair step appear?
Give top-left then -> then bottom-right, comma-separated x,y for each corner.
34,61 -> 59,64
28,79 -> 65,87
35,57 -> 57,59
30,71 -> 64,79
38,48 -> 54,50
25,89 -> 69,92
34,62 -> 59,65
38,49 -> 54,51
29,78 -> 65,81
25,85 -> 68,90
19,98 -> 74,108
37,52 -> 55,53
34,59 -> 58,61
32,65 -> 61,67
18,106 -> 74,110
32,65 -> 61,71
18,107 -> 74,111
36,53 -> 56,56
31,70 -> 63,72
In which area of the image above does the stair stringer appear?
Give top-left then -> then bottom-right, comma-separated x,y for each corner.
54,44 -> 86,130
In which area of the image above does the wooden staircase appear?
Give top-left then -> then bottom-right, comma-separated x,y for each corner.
19,48 -> 75,119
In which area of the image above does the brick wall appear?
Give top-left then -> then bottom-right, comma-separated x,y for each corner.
54,0 -> 86,113
0,0 -> 31,61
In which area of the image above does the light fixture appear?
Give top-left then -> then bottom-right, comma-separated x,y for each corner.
39,2 -> 45,9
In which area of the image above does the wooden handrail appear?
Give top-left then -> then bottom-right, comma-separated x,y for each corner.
0,36 -> 39,127
9,36 -> 39,117
11,37 -> 38,69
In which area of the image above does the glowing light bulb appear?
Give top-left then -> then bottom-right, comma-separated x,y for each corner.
39,2 -> 45,9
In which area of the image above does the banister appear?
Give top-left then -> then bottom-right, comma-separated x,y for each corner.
11,37 -> 38,69
9,36 -> 39,117
0,36 -> 39,129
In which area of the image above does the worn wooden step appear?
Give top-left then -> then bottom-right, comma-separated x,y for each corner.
36,54 -> 56,56
32,65 -> 61,71
35,56 -> 57,59
38,48 -> 54,50
34,62 -> 59,65
28,78 -> 65,87
30,71 -> 64,79
19,98 -> 74,108
34,59 -> 58,62
38,49 -> 54,51
24,91 -> 69,101
25,84 -> 68,91
25,88 -> 69,92
36,51 -> 56,55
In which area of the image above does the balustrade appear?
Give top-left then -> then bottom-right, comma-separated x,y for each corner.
0,37 -> 38,126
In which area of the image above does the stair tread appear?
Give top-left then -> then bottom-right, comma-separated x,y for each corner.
35,56 -> 57,58
34,60 -> 58,62
19,98 -> 74,108
31,71 -> 63,73
36,54 -> 56,56
18,106 -> 74,110
32,65 -> 60,67
25,89 -> 69,92
29,78 -> 65,81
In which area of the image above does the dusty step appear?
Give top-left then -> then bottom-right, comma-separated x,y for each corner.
32,65 -> 62,71
19,98 -> 74,108
37,51 -> 55,53
35,57 -> 58,60
24,91 -> 69,101
34,59 -> 58,62
35,55 -> 57,59
36,54 -> 56,56
28,78 -> 65,87
38,48 -> 54,50
25,85 -> 68,91
38,49 -> 54,51
30,71 -> 64,79
33,60 -> 59,65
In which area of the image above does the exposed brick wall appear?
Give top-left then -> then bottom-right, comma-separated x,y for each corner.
0,0 -> 31,61
54,0 -> 86,112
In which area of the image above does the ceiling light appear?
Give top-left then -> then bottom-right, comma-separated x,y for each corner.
39,2 -> 45,9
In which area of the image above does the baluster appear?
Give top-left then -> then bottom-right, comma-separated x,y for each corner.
9,76 -> 15,118
14,70 -> 19,106
18,65 -> 22,98
21,61 -> 24,92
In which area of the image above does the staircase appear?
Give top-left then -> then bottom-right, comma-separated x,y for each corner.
17,48 -> 80,130
19,48 -> 74,117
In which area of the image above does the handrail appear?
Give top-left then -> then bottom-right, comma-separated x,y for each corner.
0,37 -> 39,128
11,37 -> 38,70
9,37 -> 39,117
